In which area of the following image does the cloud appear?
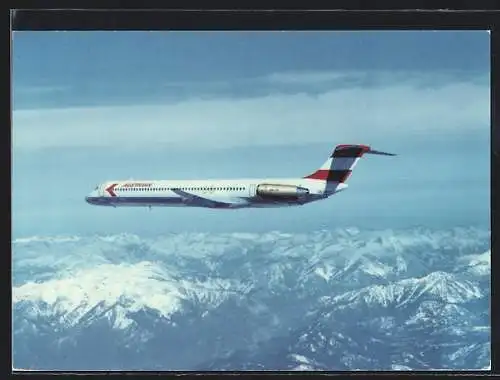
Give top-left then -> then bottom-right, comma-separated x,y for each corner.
264,70 -> 487,87
266,71 -> 352,84
12,71 -> 489,150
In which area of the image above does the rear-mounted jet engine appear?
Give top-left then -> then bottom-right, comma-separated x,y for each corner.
256,184 -> 309,200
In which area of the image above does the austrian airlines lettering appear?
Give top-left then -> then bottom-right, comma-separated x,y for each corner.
122,183 -> 152,187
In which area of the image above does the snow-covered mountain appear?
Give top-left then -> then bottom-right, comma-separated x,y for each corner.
12,227 -> 490,370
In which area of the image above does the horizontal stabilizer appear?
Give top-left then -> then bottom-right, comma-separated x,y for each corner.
365,148 -> 397,156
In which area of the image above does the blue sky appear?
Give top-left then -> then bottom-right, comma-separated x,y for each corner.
12,31 -> 490,237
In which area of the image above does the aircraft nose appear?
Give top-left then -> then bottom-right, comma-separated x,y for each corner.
85,190 -> 99,204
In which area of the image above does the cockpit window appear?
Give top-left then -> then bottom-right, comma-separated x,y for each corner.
94,185 -> 99,191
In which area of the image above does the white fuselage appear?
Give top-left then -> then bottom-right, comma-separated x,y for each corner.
85,178 -> 348,209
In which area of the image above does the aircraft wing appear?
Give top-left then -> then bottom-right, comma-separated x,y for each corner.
171,189 -> 249,208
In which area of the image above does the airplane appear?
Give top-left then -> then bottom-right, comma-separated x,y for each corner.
85,144 -> 396,209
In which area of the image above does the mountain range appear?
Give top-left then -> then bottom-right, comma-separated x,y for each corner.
12,227 -> 490,370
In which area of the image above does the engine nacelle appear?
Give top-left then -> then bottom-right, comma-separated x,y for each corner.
256,184 -> 310,199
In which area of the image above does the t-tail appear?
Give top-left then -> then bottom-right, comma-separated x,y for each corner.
304,144 -> 396,183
